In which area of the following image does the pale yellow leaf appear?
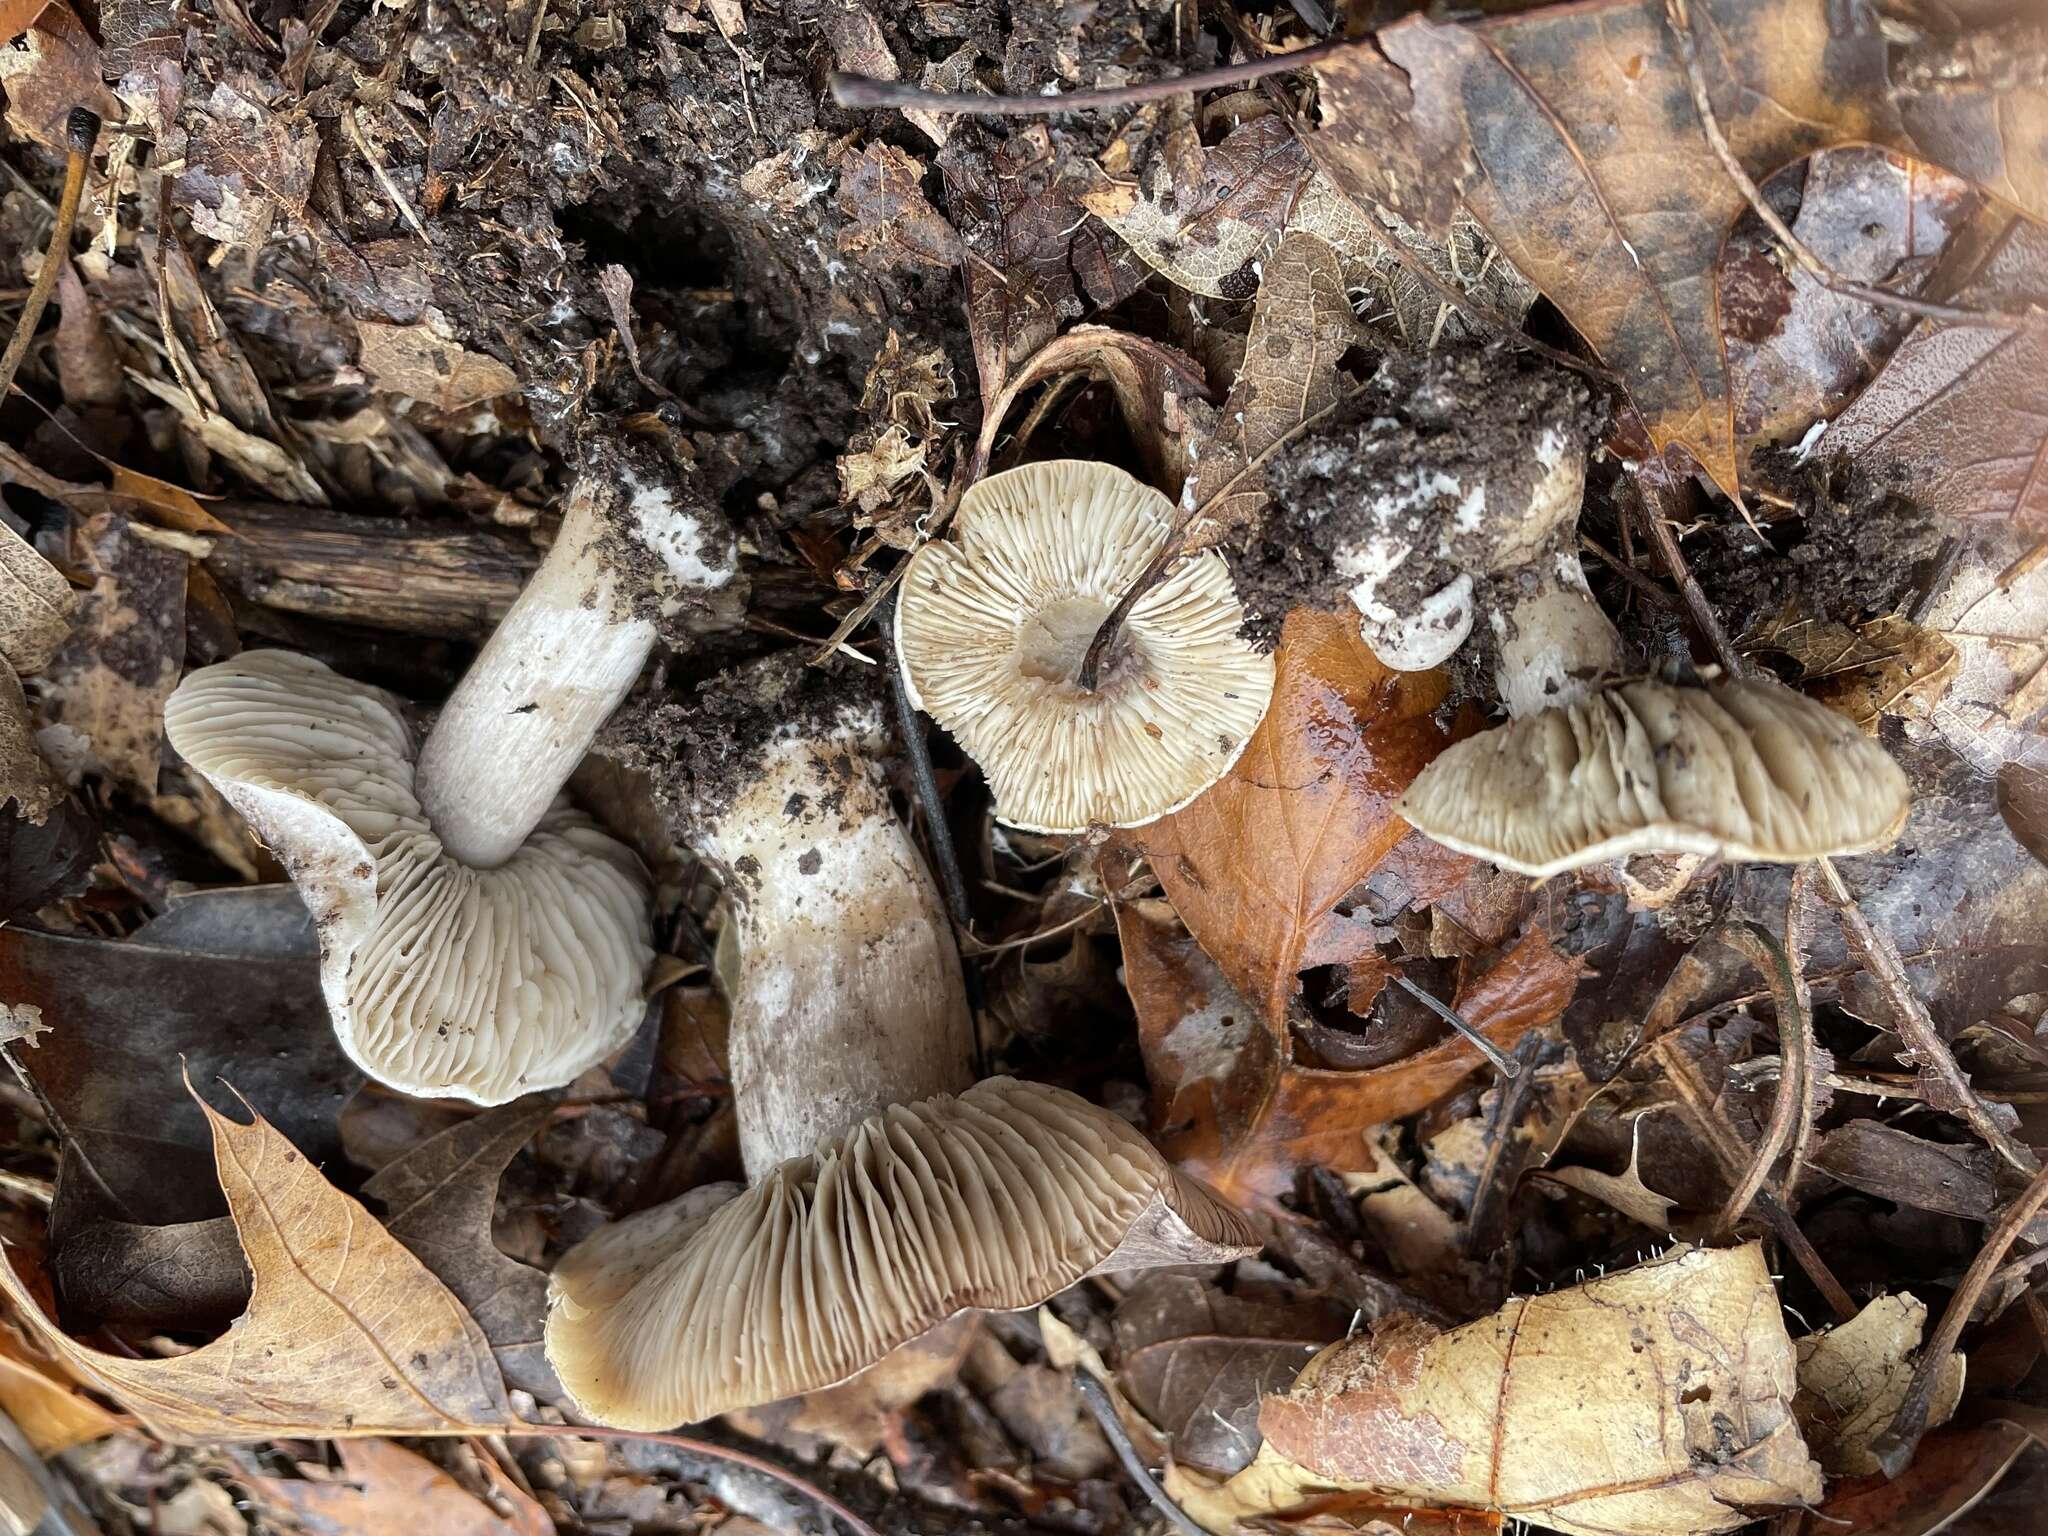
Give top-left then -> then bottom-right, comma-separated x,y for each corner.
0,521 -> 74,674
1794,1294 -> 1965,1477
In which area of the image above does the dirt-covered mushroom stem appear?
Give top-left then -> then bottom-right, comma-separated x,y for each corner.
614,656 -> 972,1173
419,442 -> 742,869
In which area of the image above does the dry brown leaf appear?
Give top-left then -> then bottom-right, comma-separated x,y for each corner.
130,374 -> 326,504
0,1091 -> 514,1442
41,511 -> 185,796
1193,1244 -> 1821,1536
1533,1118 -> 1679,1231
1794,1420 -> 2032,1536
0,521 -> 75,675
1341,1128 -> 1462,1279
836,142 -> 963,269
1795,1295 -> 1964,1477
1745,609 -> 1960,733
252,1439 -> 550,1536
0,3 -> 112,153
1085,113 -> 1309,299
1998,755 -> 2048,869
357,322 -> 519,413
1184,232 -> 1364,546
1309,0 -> 2048,500
0,1323 -> 122,1455
1824,213 -> 2048,534
1137,608 -> 1454,1027
0,0 -> 52,46
106,466 -> 234,537
0,657 -> 63,823
1122,896 -> 1582,1204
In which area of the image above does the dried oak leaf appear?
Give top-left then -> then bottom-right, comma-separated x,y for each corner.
1084,111 -> 1311,299
1794,1294 -> 1964,1477
1135,607 -> 1455,1029
1309,0 -> 2048,500
1120,897 -> 1582,1204
1183,231 -> 1364,547
252,1438 -> 550,1536
357,322 -> 519,413
1824,213 -> 2048,533
1191,1244 -> 1822,1536
0,1091 -> 513,1441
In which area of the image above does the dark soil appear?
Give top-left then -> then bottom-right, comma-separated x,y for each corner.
1226,345 -> 1599,650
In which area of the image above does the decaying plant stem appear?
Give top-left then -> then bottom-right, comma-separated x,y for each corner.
1868,1157 -> 2048,1478
1711,921 -> 1815,1233
1073,1369 -> 1209,1536
1815,855 -> 2041,1177
0,108 -> 100,407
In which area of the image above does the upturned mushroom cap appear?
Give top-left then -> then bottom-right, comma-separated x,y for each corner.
164,651 -> 652,1103
1398,676 -> 1912,877
895,460 -> 1275,834
544,1076 -> 1256,1429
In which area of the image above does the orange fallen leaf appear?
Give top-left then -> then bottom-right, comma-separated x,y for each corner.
1120,899 -> 1582,1204
252,1439 -> 551,1536
0,1322 -> 122,1454
1135,607 -> 1456,1033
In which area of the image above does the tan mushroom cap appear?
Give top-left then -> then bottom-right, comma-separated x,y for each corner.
1397,676 -> 1912,878
544,1076 -> 1256,1429
896,460 -> 1275,834
164,651 -> 652,1103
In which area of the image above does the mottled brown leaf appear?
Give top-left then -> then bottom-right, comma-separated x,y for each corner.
1825,214 -> 2048,533
1998,756 -> 2048,869
357,322 -> 520,413
253,1438 -> 550,1536
1811,1119 -> 1999,1220
1185,232 -> 1364,546
1797,1421 -> 2031,1536
1085,114 -> 1310,299
0,1093 -> 513,1441
836,143 -> 963,269
1137,608 -> 1453,1026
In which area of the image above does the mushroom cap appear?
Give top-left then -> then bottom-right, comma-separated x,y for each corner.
164,651 -> 652,1104
544,1076 -> 1256,1428
1397,676 -> 1912,877
895,460 -> 1275,834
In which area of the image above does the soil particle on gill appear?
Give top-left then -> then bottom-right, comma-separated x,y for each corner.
1225,346 -> 1600,651
602,653 -> 886,836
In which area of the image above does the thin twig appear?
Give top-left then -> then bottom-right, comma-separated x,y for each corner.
1627,472 -> 1748,674
957,898 -> 1108,957
343,106 -> 431,243
1072,1370 -> 1208,1536
832,37 -> 1356,118
1815,855 -> 2040,1176
884,590 -> 990,1075
1665,0 -> 2043,332
1076,378 -> 1368,691
1869,1158 -> 2048,1478
1711,921 -> 1813,1232
0,109 -> 99,406
1391,974 -> 1520,1080
501,1423 -> 881,1536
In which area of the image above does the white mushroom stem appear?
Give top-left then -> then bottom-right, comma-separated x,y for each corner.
1488,547 -> 1622,718
701,735 -> 974,1175
418,469 -> 735,869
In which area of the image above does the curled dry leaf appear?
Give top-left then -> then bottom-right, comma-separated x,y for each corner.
0,1092 -> 512,1441
0,659 -> 63,823
1181,1244 -> 1821,1536
1794,1295 -> 1964,1477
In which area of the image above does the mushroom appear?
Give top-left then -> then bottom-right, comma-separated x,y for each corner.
894,459 -> 1275,834
544,656 -> 1255,1429
161,446 -> 740,1103
1397,674 -> 1913,877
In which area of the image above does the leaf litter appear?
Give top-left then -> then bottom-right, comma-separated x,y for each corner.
0,0 -> 2041,1533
